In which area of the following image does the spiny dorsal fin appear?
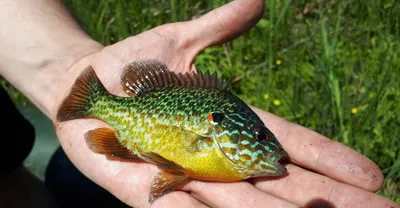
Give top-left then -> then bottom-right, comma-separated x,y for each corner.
121,60 -> 230,97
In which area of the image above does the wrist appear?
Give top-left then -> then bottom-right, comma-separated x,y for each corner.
1,38 -> 103,120
35,40 -> 104,120
0,0 -> 105,119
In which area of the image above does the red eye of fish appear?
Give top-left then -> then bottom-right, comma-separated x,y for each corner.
208,112 -> 224,124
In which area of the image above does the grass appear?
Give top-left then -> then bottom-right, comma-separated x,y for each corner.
1,0 -> 399,203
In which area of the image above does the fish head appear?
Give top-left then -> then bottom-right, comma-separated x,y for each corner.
208,111 -> 288,178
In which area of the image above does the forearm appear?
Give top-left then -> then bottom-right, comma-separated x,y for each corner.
0,0 -> 103,118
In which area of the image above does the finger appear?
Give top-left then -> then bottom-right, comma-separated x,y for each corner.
151,191 -> 208,208
176,0 -> 264,56
251,107 -> 384,192
183,180 -> 298,208
250,164 -> 399,208
105,164 -> 208,208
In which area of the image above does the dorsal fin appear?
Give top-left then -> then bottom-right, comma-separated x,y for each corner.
121,60 -> 230,97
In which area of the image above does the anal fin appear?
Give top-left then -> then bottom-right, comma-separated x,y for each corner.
85,127 -> 139,160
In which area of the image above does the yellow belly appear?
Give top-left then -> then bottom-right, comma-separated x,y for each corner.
160,141 -> 243,181
122,124 -> 244,181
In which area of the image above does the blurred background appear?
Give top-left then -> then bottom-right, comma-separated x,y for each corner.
1,0 -> 399,203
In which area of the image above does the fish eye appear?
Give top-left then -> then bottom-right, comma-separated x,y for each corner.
254,128 -> 268,142
256,133 -> 267,141
208,112 -> 224,125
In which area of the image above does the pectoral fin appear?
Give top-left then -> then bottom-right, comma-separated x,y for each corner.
85,127 -> 139,160
149,169 -> 189,204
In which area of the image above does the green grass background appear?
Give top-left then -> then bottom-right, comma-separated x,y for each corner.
1,0 -> 399,203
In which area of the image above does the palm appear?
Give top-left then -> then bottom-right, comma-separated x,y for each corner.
52,0 -> 397,207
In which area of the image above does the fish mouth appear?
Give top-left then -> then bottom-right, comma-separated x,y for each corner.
246,150 -> 289,178
272,151 -> 289,176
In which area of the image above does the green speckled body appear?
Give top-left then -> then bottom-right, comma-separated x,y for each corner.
90,87 -> 247,180
87,83 -> 287,180
94,87 -> 233,141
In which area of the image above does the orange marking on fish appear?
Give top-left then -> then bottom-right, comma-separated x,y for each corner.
239,144 -> 247,151
208,113 -> 213,122
240,154 -> 252,161
224,147 -> 237,155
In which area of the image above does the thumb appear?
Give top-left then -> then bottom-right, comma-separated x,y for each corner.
179,0 -> 264,55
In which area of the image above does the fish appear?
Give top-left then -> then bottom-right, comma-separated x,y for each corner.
56,59 -> 288,204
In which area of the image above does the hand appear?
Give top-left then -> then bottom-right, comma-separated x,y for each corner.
50,0 -> 397,207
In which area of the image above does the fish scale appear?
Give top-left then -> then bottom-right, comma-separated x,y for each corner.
56,60 -> 288,204
91,87 -> 238,161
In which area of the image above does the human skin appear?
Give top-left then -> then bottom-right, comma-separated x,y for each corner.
0,0 -> 398,207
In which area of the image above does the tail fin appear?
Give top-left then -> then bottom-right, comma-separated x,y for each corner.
56,66 -> 107,122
